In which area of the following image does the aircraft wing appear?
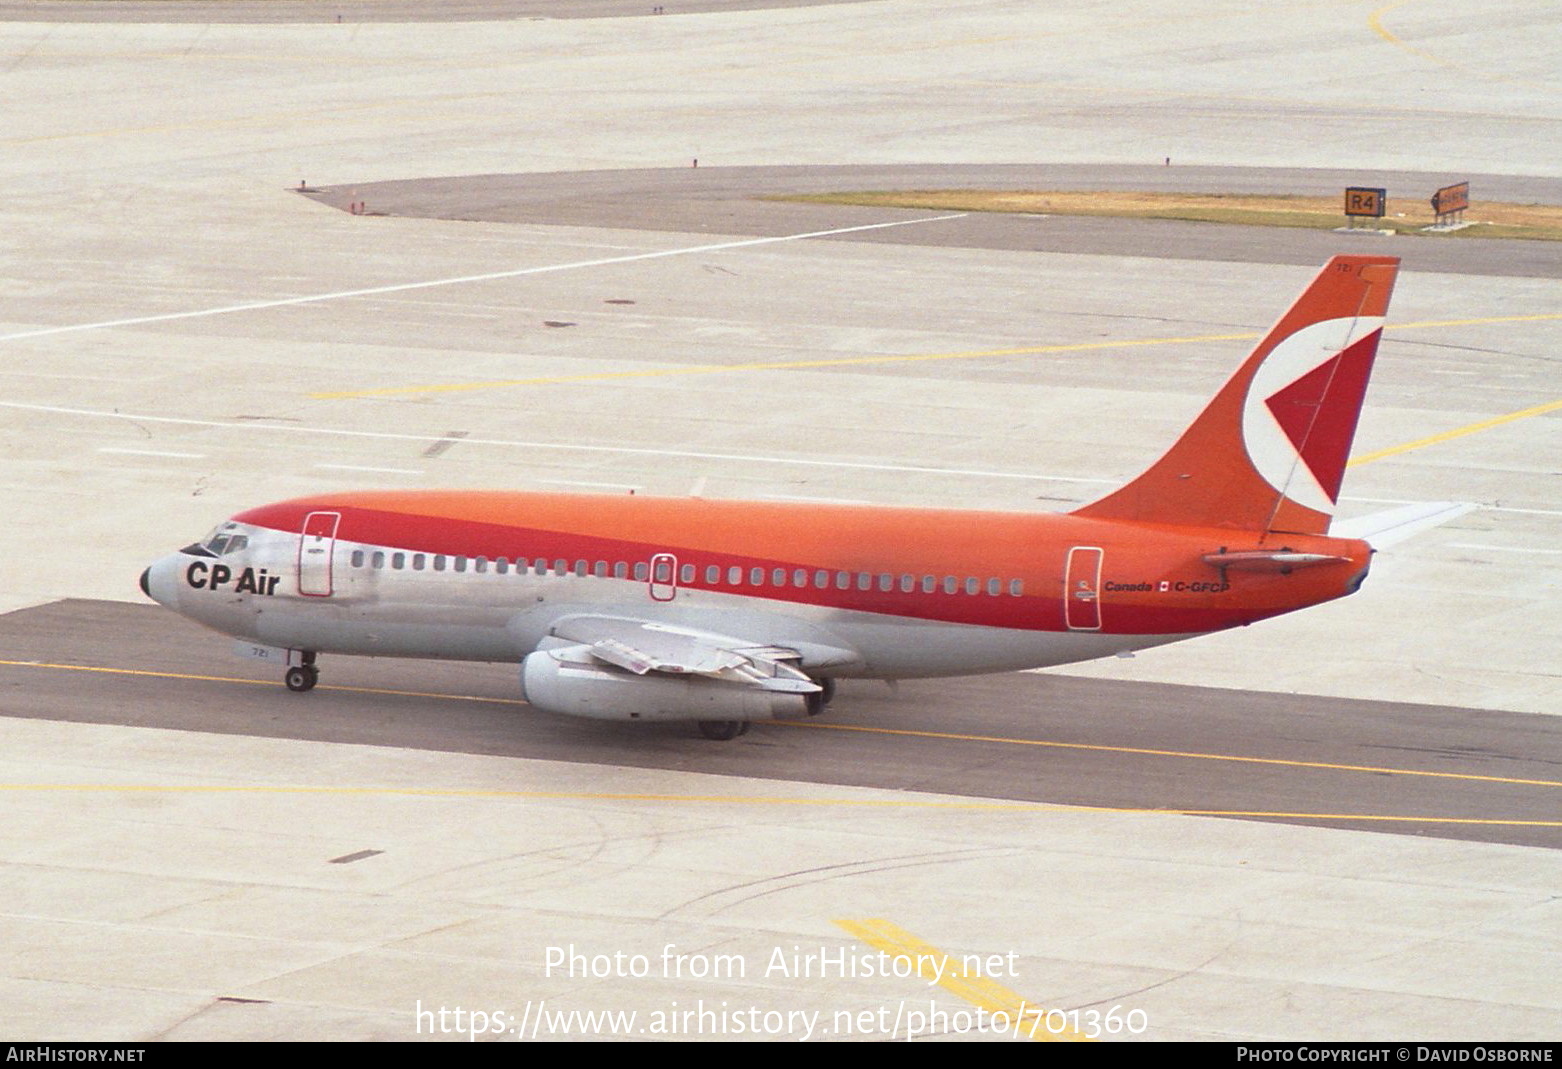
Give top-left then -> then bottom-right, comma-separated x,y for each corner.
1331,501 -> 1477,549
547,615 -> 824,694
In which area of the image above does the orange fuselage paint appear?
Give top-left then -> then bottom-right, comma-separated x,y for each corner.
235,490 -> 1372,638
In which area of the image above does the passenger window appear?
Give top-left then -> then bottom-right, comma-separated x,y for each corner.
554,559 -> 568,575
372,551 -> 385,569
1009,579 -> 1024,596
773,568 -> 787,586
987,578 -> 1001,596
943,577 -> 958,594
454,557 -> 468,573
573,560 -> 588,577
706,565 -> 721,584
613,562 -> 628,579
856,572 -> 872,591
794,569 -> 808,587
965,578 -> 979,595
495,557 -> 509,575
680,564 -> 695,583
835,571 -> 850,590
922,576 -> 936,594
728,566 -> 743,586
634,561 -> 649,581
900,574 -> 915,593
432,555 -> 446,572
594,561 -> 608,578
814,570 -> 829,589
350,550 -> 365,568
751,567 -> 765,586
878,573 -> 893,592
392,553 -> 405,570
413,554 -> 426,571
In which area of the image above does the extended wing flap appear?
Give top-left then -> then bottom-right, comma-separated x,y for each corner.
587,631 -> 748,676
550,615 -> 821,693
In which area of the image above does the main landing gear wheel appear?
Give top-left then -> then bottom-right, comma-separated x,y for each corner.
805,677 -> 836,717
697,719 -> 750,741
285,665 -> 319,692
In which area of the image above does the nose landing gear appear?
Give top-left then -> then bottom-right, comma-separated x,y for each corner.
284,651 -> 319,692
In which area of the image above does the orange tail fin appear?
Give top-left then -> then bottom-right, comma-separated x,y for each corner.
1072,255 -> 1400,536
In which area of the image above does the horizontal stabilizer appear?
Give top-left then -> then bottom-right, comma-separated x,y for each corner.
1330,501 -> 1477,549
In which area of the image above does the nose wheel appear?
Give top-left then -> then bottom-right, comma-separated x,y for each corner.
697,719 -> 750,741
284,651 -> 319,692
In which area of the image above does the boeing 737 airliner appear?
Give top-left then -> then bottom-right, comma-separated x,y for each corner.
143,256 -> 1402,739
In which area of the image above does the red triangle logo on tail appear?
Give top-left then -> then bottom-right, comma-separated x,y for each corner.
1071,256 -> 1398,535
1262,329 -> 1380,503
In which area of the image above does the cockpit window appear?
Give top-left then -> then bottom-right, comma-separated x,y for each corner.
204,533 -> 248,555
200,525 -> 249,556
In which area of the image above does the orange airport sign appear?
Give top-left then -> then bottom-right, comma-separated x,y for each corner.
1344,187 -> 1387,218
1432,181 -> 1469,215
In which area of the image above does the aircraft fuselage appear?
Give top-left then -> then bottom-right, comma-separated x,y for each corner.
142,490 -> 1370,680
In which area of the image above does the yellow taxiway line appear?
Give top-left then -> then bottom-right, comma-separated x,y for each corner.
1348,398 -> 1562,467
834,918 -> 1091,1042
309,312 -> 1562,401
4,660 -> 1560,824
780,719 -> 1562,790
1,782 -> 1557,830
307,312 -> 1562,473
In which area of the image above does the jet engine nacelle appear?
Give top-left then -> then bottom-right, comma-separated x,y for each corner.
520,648 -> 813,723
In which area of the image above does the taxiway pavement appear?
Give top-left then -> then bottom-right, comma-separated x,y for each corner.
1,0 -> 1558,1042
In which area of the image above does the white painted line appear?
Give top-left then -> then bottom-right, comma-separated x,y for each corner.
0,214 -> 968,343
97,447 -> 205,459
539,479 -> 643,491
1448,543 -> 1562,555
6,401 -> 1094,483
31,403 -> 1553,517
1457,505 -> 1562,518
757,493 -> 874,505
315,463 -> 423,475
1344,494 -> 1558,517
1346,495 -> 1449,505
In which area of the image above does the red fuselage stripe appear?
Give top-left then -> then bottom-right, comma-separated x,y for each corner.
234,496 -> 1348,636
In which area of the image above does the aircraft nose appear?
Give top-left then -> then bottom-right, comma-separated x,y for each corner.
141,555 -> 183,608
